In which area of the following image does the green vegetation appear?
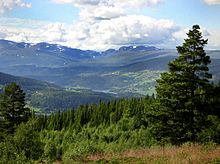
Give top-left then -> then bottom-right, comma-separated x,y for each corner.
101,70 -> 162,95
0,83 -> 31,136
0,25 -> 220,163
152,25 -> 213,144
68,69 -> 162,98
29,88 -> 113,113
1,92 -> 220,163
0,72 -> 114,112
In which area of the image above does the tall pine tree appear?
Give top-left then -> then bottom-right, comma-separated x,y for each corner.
153,25 -> 212,144
0,83 -> 31,134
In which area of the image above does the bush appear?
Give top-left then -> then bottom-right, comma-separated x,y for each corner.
13,118 -> 44,160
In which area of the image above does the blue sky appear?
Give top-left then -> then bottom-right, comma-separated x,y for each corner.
0,0 -> 220,50
140,0 -> 220,29
5,0 -> 79,23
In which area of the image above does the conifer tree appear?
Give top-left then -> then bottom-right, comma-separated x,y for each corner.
0,83 -> 31,134
153,25 -> 212,144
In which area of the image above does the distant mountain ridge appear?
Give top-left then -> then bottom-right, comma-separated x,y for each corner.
0,39 -> 159,57
118,45 -> 158,52
1,39 -> 220,112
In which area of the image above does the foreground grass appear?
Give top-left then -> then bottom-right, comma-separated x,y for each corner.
63,144 -> 220,164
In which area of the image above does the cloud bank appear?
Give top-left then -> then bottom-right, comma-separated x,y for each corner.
0,16 -> 178,51
204,0 -> 220,5
1,0 -> 177,51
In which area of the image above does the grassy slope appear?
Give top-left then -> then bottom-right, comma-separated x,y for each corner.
65,144 -> 220,164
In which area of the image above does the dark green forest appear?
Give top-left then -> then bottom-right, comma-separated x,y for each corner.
0,25 -> 220,163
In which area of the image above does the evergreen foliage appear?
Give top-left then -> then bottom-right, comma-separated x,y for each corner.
153,25 -> 213,144
13,119 -> 44,160
0,82 -> 31,135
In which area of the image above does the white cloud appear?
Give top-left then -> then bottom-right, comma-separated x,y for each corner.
205,29 -> 220,49
57,0 -> 99,5
40,23 -> 67,42
79,5 -> 125,21
0,15 -> 177,51
112,0 -> 164,8
52,0 -> 164,22
53,15 -> 177,50
204,0 -> 220,5
2,17 -> 220,51
0,19 -> 69,44
172,26 -> 220,50
77,15 -> 177,50
0,0 -> 32,14
0,0 -> 172,51
52,0 -> 164,21
52,0 -> 163,7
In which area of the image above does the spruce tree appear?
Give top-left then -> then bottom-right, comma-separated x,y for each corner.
153,25 -> 212,144
0,83 -> 31,134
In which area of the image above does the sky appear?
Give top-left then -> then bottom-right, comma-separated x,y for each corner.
0,0 -> 220,51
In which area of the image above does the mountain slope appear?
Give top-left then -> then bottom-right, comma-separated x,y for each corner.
0,72 -> 114,112
0,71 -> 60,92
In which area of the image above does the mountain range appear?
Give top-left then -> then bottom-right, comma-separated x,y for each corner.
0,39 -> 220,112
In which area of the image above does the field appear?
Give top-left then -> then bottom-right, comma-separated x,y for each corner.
63,144 -> 220,164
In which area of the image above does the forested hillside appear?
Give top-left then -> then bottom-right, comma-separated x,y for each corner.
0,88 -> 220,163
0,72 -> 114,112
